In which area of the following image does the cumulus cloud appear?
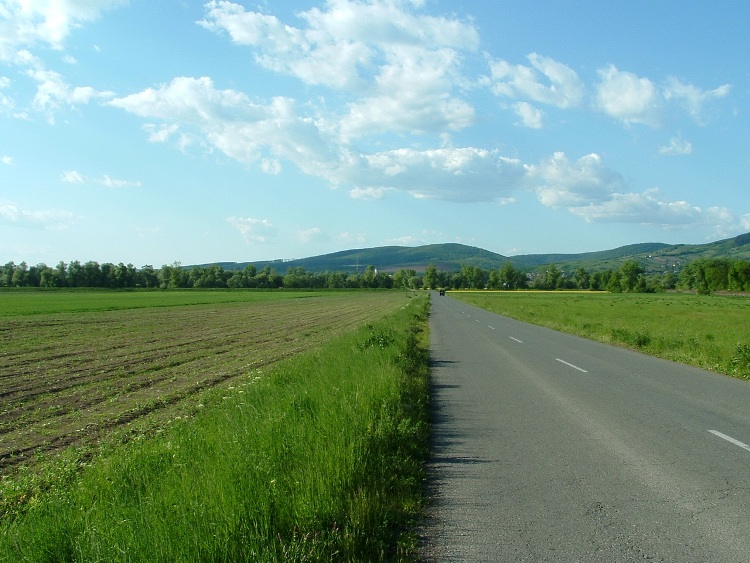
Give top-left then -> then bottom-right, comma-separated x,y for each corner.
61,170 -> 85,183
1,154 -> 12,165
566,189 -> 734,230
199,0 -> 478,139
350,186 -> 390,200
109,77 -> 341,177
109,76 -> 525,202
385,235 -> 423,246
199,0 -> 479,88
339,47 -> 475,139
61,170 -> 141,187
595,65 -> 730,127
659,136 -> 693,156
353,147 -> 526,202
227,216 -> 276,244
488,53 -> 584,108
595,65 -> 662,126
526,151 -> 744,234
336,231 -> 367,245
0,203 -> 76,229
663,77 -> 731,123
527,152 -> 627,207
0,2 -> 120,121
0,0 -> 125,52
513,102 -> 543,129
298,227 -> 326,243
26,68 -> 114,118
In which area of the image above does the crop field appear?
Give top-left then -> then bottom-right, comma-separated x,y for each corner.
0,290 -> 412,474
450,290 -> 750,379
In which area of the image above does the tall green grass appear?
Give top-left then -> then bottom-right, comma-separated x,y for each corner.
0,296 -> 430,561
452,291 -> 750,379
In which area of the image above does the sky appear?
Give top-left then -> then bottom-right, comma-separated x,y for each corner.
1,0 -> 749,267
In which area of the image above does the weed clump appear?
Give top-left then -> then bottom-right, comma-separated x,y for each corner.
730,343 -> 750,379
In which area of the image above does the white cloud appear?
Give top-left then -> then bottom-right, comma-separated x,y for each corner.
144,123 -> 179,143
350,186 -> 389,200
0,0 -> 125,51
200,0 -> 479,139
0,2 -> 120,122
227,216 -> 276,244
0,203 -> 75,229
199,0 -> 479,89
526,151 -> 744,234
528,152 -> 627,207
488,53 -> 584,108
336,231 -> 367,245
109,76 -> 523,202
0,74 -> 17,115
260,158 -> 281,175
298,227 -> 325,243
24,67 -> 114,120
595,65 -> 661,126
385,235 -> 422,246
1,154 -> 12,165
663,77 -> 731,123
109,77 -> 340,176
513,102 -> 543,129
61,170 -> 140,187
339,46 -> 475,139
659,136 -> 693,156
566,189 -> 734,230
61,169 -> 85,183
101,175 -> 141,188
595,66 -> 730,127
350,147 -> 526,203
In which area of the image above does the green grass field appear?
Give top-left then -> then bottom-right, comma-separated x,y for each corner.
450,291 -> 750,379
0,288 -> 325,316
0,290 -> 430,561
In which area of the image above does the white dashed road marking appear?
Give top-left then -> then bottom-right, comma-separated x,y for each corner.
708,430 -> 750,453
556,358 -> 588,373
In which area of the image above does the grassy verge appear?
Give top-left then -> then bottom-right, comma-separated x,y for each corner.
450,291 -> 750,380
0,294 -> 430,561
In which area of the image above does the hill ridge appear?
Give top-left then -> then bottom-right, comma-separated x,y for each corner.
201,233 -> 750,274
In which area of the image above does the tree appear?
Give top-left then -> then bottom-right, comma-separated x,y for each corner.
618,260 -> 644,292
140,265 -> 159,288
729,260 -> 750,292
498,261 -> 526,289
0,262 -> 15,286
53,261 -> 68,287
423,264 -> 439,290
539,264 -> 561,290
573,267 -> 590,290
606,273 -> 623,293
11,262 -> 29,287
362,265 -> 377,287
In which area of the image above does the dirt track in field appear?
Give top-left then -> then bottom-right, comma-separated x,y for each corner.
0,293 -> 406,473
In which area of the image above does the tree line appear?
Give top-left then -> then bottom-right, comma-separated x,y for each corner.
0,261 -> 395,289
2,257 -> 749,293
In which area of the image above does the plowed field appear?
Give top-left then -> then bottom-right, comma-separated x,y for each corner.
0,291 -> 410,474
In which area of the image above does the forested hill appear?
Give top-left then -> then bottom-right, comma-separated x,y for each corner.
211,243 -> 507,273
210,232 -> 750,274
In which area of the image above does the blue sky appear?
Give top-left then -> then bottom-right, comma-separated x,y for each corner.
1,0 -> 748,267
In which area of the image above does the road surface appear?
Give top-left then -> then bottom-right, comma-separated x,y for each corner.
419,292 -> 750,561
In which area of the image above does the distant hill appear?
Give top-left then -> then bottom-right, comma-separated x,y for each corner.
208,243 -> 507,273
202,232 -> 750,274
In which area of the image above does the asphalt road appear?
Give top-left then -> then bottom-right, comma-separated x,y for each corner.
419,292 -> 750,562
